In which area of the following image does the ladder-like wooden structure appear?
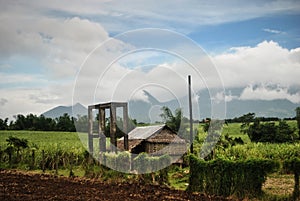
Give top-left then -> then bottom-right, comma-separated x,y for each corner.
88,102 -> 129,155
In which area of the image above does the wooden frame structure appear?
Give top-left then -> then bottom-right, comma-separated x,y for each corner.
88,102 -> 129,154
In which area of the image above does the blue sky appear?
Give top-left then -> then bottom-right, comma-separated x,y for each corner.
189,13 -> 300,53
0,0 -> 300,119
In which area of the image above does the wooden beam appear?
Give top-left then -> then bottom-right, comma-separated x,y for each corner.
88,106 -> 93,155
110,106 -> 117,153
123,104 -> 129,151
188,75 -> 194,154
99,108 -> 106,152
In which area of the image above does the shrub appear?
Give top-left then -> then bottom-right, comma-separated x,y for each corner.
283,158 -> 300,200
187,155 -> 279,198
242,119 -> 297,143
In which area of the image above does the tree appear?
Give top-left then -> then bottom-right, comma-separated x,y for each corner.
36,115 -> 56,131
55,113 -> 76,132
12,114 -> 26,130
240,113 -> 255,134
296,107 -> 300,138
74,115 -> 88,132
276,120 -> 297,142
245,118 -> 261,142
241,113 -> 297,143
6,136 -> 29,162
0,118 -> 8,130
160,106 -> 182,131
159,106 -> 188,138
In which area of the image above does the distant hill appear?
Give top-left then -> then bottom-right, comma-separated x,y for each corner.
225,99 -> 298,119
128,89 -> 299,122
41,92 -> 298,122
42,103 -> 87,119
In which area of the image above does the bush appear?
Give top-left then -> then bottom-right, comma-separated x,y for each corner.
242,119 -> 297,143
104,151 -> 131,172
187,155 -> 279,198
133,153 -> 171,174
283,158 -> 300,200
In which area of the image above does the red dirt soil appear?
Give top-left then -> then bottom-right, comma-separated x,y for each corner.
0,169 -> 230,201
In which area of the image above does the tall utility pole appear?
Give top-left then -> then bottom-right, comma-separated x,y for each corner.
188,75 -> 194,154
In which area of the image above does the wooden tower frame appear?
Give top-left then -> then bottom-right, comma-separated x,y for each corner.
88,102 -> 129,155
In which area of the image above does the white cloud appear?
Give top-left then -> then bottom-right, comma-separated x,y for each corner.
2,1 -> 299,34
0,98 -> 8,106
214,40 -> 300,88
0,88 -> 53,120
0,72 -> 46,85
239,84 -> 300,103
0,81 -> 75,120
0,1 -> 299,119
263,28 -> 284,34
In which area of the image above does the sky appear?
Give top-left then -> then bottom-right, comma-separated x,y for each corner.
0,0 -> 300,120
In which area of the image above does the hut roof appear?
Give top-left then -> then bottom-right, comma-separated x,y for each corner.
119,124 -> 185,143
118,124 -> 186,154
127,124 -> 165,140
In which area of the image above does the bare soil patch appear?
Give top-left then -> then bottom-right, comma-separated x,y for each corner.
0,169 -> 229,201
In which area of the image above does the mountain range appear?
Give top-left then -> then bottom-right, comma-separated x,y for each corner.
42,93 -> 299,122
42,103 -> 87,119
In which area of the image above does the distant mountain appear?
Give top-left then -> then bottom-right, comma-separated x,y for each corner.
128,89 -> 299,122
42,92 -> 299,121
225,99 -> 298,119
42,103 -> 87,119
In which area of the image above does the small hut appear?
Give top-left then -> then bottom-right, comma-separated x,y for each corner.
118,124 -> 187,163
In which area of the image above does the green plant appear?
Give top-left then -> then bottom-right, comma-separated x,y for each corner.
283,158 -> 300,200
241,118 -> 297,143
187,155 -> 280,199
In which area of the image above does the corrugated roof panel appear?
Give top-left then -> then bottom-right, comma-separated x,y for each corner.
128,125 -> 165,140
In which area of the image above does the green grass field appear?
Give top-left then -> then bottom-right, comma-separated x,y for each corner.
0,130 -> 83,146
1,120 -> 298,161
0,121 -> 299,200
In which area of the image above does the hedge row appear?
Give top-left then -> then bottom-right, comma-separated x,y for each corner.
101,152 -> 171,174
283,158 -> 300,200
187,155 -> 279,198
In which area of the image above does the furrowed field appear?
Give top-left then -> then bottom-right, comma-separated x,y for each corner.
1,121 -> 300,200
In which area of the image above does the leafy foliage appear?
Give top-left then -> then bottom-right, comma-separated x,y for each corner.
188,155 -> 279,198
55,113 -> 76,132
200,120 -> 243,160
240,113 -> 297,143
283,158 -> 300,199
0,118 -> 9,130
160,106 -> 182,131
296,107 -> 300,138
1,113 -> 76,132
160,106 -> 188,139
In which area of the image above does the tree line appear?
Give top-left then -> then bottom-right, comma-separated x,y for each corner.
239,108 -> 300,143
0,113 -> 76,132
0,106 -> 187,133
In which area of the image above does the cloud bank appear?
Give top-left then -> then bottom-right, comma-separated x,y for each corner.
0,1 -> 299,119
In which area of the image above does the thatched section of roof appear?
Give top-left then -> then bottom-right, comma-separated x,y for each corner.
118,124 -> 186,152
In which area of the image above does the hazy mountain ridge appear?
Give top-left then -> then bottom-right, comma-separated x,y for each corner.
42,98 -> 298,121
42,103 -> 87,119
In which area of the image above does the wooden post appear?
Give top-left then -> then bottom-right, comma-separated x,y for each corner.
88,106 -> 93,155
69,152 -> 74,177
99,108 -> 106,152
188,75 -> 194,154
30,149 -> 35,170
55,153 -> 59,175
110,104 -> 117,153
42,150 -> 45,173
123,104 -> 129,151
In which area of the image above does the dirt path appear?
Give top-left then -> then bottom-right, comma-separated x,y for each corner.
0,169 -> 229,201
